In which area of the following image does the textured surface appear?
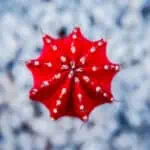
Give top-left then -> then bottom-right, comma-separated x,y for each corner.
0,0 -> 150,150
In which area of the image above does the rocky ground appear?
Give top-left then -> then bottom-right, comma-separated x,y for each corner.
0,0 -> 150,150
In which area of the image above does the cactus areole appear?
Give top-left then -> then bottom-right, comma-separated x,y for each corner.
26,27 -> 120,121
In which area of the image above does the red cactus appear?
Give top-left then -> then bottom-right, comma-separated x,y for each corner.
26,27 -> 120,121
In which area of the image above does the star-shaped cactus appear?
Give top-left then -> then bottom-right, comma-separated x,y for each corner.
26,27 -> 120,121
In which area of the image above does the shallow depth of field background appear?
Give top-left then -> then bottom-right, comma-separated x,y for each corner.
0,0 -> 150,150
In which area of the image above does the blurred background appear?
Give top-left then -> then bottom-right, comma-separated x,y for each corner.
0,0 -> 150,150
